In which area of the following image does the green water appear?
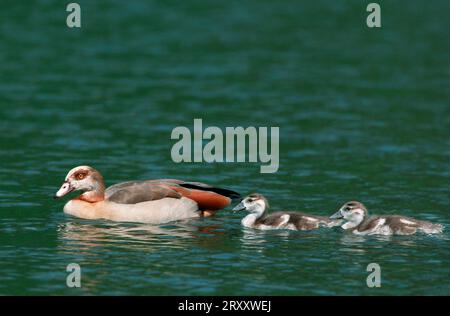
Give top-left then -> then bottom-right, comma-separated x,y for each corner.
0,0 -> 449,295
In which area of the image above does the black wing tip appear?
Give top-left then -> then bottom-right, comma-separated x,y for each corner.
179,183 -> 241,201
226,191 -> 242,202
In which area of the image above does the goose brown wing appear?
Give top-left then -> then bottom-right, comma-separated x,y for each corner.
105,181 -> 182,204
105,179 -> 240,209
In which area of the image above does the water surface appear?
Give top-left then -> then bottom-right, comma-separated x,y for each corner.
0,0 -> 449,295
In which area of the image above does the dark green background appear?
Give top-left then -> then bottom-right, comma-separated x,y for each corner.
0,0 -> 449,295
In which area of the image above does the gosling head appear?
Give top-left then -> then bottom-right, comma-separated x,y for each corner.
330,201 -> 368,228
54,166 -> 105,200
232,193 -> 269,217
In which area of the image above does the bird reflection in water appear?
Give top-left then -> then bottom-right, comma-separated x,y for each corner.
57,218 -> 226,254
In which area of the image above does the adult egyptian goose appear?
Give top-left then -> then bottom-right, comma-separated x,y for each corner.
330,201 -> 444,235
54,166 -> 240,224
232,193 -> 342,230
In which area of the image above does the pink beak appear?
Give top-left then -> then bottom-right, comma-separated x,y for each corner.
54,181 -> 74,199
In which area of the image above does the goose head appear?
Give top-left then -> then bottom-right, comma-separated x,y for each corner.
330,201 -> 368,228
232,193 -> 269,218
54,166 -> 105,201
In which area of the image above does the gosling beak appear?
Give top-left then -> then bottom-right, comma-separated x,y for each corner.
232,201 -> 246,212
54,181 -> 74,199
330,209 -> 344,219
